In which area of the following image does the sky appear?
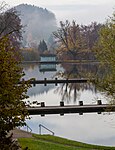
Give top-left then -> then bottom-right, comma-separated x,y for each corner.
2,0 -> 115,25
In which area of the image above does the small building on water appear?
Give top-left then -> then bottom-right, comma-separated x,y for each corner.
40,54 -> 56,62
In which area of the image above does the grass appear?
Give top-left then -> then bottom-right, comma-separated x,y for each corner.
18,134 -> 115,150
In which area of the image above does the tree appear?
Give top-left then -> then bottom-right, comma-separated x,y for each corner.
93,12 -> 115,102
53,20 -> 102,60
53,20 -> 87,60
81,22 -> 102,50
38,39 -> 48,54
0,4 -> 30,149
0,7 -> 23,52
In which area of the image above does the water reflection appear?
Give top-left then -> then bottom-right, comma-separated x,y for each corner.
57,63 -> 99,78
23,63 -> 106,104
39,63 -> 56,72
24,113 -> 115,146
22,63 -> 115,146
54,83 -> 96,103
54,63 -> 99,103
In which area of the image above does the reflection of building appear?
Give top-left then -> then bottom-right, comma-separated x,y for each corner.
39,64 -> 56,72
39,54 -> 57,72
40,54 -> 56,62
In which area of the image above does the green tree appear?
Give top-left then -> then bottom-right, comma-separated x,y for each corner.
94,12 -> 115,102
0,4 -> 30,149
38,39 -> 48,53
0,36 -> 30,150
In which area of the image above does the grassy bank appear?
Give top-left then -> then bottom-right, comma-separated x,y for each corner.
18,134 -> 115,150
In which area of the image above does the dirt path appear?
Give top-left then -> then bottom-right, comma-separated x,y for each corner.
10,128 -> 33,139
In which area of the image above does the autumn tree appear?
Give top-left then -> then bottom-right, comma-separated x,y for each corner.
81,22 -> 102,50
0,4 -> 30,149
0,6 -> 23,51
93,12 -> 115,102
53,20 -> 86,60
53,20 -> 102,60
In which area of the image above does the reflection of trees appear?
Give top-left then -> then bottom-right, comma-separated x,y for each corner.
61,63 -> 100,78
22,63 -> 37,71
54,63 -> 105,103
92,63 -> 115,103
55,82 -> 95,103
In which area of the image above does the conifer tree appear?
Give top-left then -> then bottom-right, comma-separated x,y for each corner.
38,39 -> 48,53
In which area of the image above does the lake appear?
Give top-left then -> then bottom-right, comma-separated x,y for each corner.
22,63 -> 115,146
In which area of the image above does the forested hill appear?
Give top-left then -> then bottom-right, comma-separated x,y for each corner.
15,4 -> 57,46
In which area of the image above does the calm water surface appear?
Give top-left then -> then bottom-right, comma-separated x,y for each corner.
22,63 -> 115,146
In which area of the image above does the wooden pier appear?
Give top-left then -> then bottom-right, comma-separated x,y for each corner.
27,101 -> 115,116
19,78 -> 93,86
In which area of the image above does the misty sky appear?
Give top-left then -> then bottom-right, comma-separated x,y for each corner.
3,0 -> 115,25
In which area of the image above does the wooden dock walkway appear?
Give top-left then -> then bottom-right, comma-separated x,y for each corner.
19,78 -> 93,86
27,102 -> 115,116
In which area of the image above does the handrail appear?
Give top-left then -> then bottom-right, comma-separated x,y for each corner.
39,124 -> 54,135
26,124 -> 32,133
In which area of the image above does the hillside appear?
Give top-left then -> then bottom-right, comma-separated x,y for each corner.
18,132 -> 115,150
15,4 -> 57,47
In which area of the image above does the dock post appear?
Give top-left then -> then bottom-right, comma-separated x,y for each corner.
60,113 -> 64,116
60,101 -> 64,116
79,101 -> 83,106
33,79 -> 36,87
41,102 -> 45,107
97,100 -> 102,114
97,100 -> 102,105
41,102 -> 45,116
55,78 -> 58,86
44,78 -> 47,86
60,101 -> 64,106
79,101 -> 83,115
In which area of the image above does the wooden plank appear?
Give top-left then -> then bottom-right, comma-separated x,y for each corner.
27,104 -> 115,115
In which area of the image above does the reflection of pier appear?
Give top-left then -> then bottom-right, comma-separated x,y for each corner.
22,60 -> 99,64
27,101 -> 115,116
20,78 -> 93,86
